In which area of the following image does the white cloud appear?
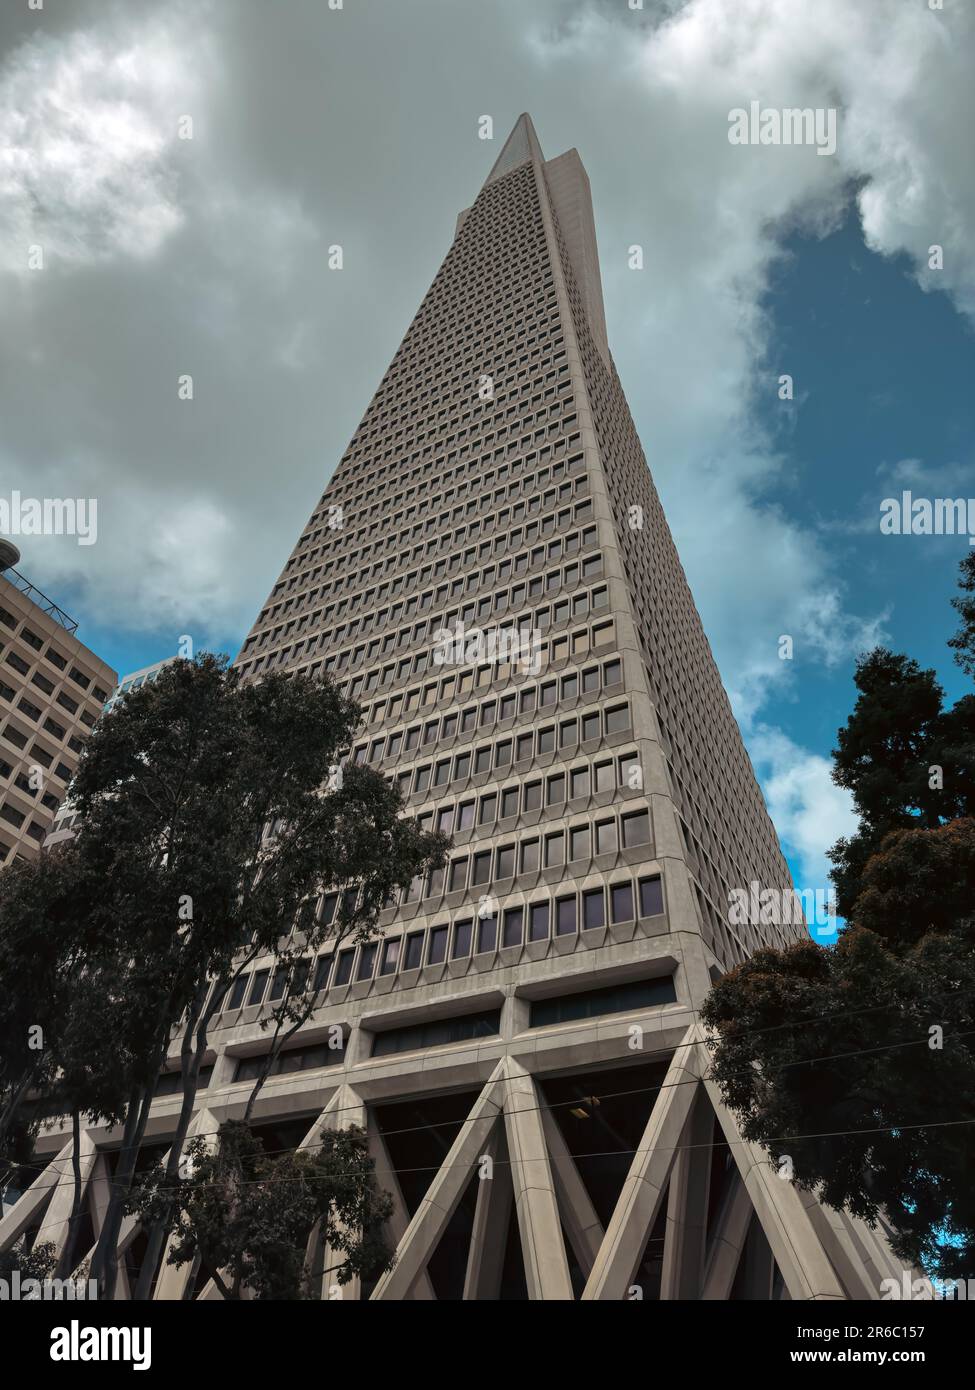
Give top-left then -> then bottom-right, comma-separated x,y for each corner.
0,15 -> 207,271
749,724 -> 857,891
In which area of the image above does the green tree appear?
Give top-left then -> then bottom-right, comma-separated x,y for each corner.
0,655 -> 445,1299
702,555 -> 975,1279
129,1120 -> 393,1300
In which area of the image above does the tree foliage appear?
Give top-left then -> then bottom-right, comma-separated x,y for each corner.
128,1120 -> 394,1300
702,555 -> 975,1279
0,654 -> 445,1296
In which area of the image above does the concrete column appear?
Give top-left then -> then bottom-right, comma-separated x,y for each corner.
36,1128 -> 98,1261
541,1106 -> 603,1276
701,1174 -> 751,1300
371,1061 -> 506,1300
502,1059 -> 573,1300
369,1119 -> 436,1300
583,1027 -> 699,1300
660,1086 -> 712,1299
463,1128 -> 513,1300
698,1044 -> 846,1301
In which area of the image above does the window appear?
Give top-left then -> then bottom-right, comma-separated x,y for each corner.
471,852 -> 491,886
544,832 -> 564,867
569,825 -> 590,860
640,875 -> 665,916
452,919 -> 473,958
334,950 -> 355,986
403,932 -> 424,970
380,939 -> 400,975
448,857 -> 468,891
496,844 -> 515,878
353,945 -> 375,989
594,760 -> 615,793
583,889 -> 605,930
603,659 -> 622,685
227,975 -> 249,1011
538,726 -> 555,754
547,773 -> 565,804
570,767 -> 589,799
581,713 -> 600,741
523,780 -> 542,811
520,838 -> 540,872
502,906 -> 523,948
622,811 -> 651,848
556,896 -> 577,936
457,801 -> 475,830
428,926 -> 449,965
371,1009 -> 501,1058
611,882 -> 634,922
595,819 -> 616,855
605,704 -> 630,734
530,977 -> 677,1028
234,1040 -> 345,1081
247,970 -> 270,1006
500,786 -> 518,818
476,914 -> 497,953
479,793 -> 497,825
529,901 -> 550,942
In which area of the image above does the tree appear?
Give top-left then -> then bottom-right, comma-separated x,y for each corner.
701,923 -> 975,1277
128,1120 -> 393,1300
0,844 -> 130,1282
0,654 -> 445,1298
948,551 -> 975,677
702,554 -> 975,1279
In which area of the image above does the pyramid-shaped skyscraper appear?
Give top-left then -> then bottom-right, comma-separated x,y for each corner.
9,116 -> 903,1303
226,116 -> 900,1300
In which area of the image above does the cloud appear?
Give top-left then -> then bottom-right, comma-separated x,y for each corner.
749,723 -> 857,893
0,13 -> 205,271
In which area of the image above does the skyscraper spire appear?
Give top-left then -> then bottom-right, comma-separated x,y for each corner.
483,112 -> 545,186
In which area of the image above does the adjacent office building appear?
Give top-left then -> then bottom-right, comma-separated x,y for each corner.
0,540 -> 117,869
10,117 -> 903,1300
